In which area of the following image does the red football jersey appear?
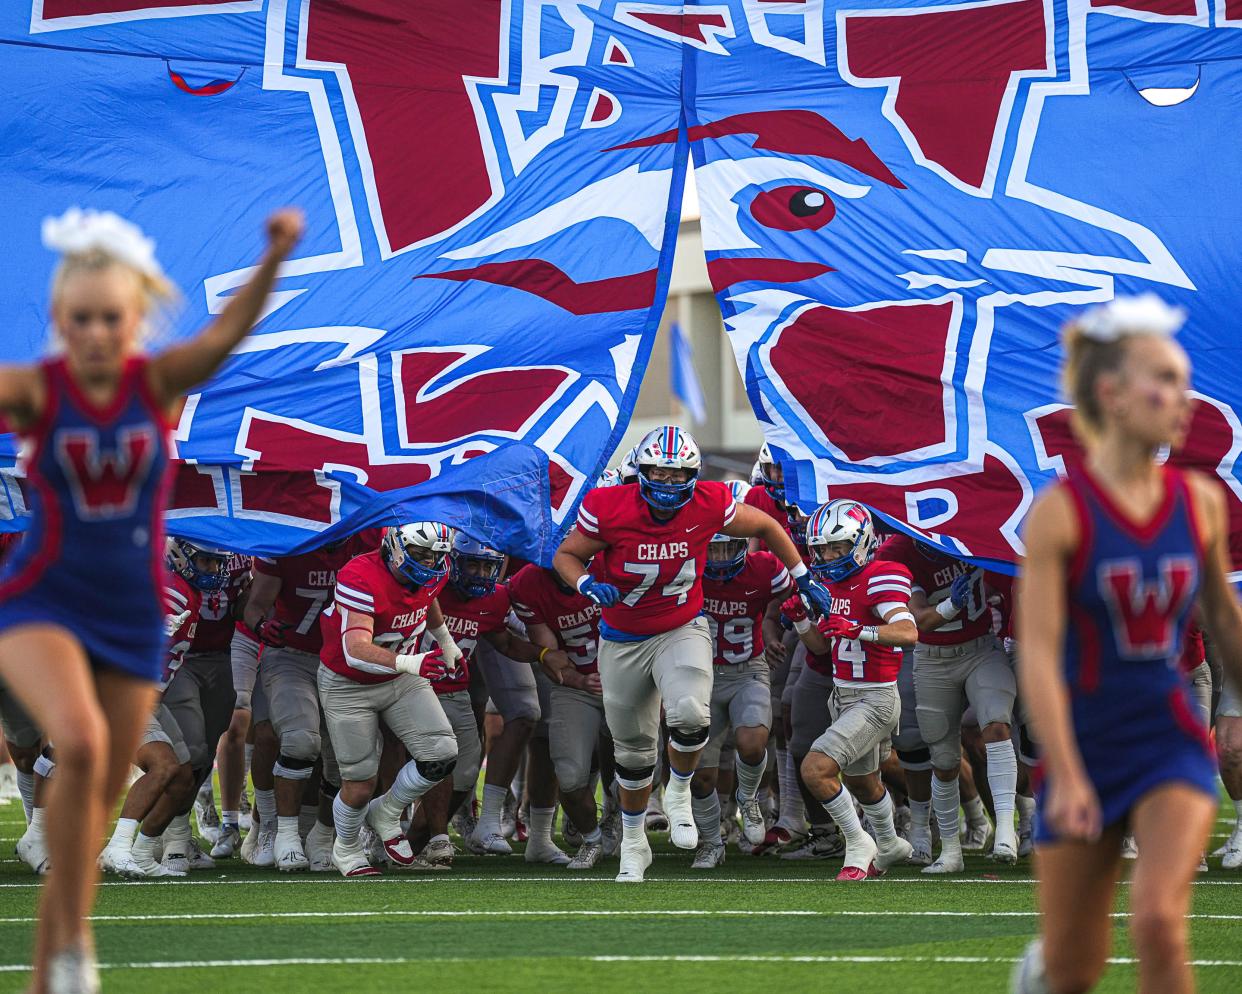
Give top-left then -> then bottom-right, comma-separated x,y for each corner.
701,551 -> 792,666
885,534 -> 992,646
744,486 -> 808,563
188,553 -> 251,654
319,550 -> 446,685
509,563 -> 601,673
805,558 -> 911,685
431,583 -> 511,694
253,530 -> 379,653
576,481 -> 736,636
161,570 -> 202,692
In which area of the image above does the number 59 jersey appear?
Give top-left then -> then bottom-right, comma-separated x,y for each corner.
575,481 -> 737,637
319,550 -> 447,685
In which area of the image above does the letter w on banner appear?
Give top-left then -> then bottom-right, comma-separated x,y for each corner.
0,1 -> 688,560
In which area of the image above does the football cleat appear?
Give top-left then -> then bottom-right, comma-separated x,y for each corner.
1121,835 -> 1138,860
194,795 -> 221,846
211,826 -> 241,860
1220,829 -> 1242,870
615,834 -> 653,883
922,849 -> 965,874
423,837 -> 456,868
332,837 -> 380,878
691,842 -> 726,870
599,809 -> 622,857
366,800 -> 415,867
873,836 -> 914,874
754,825 -> 801,856
738,796 -> 767,846
97,845 -> 129,875
304,821 -> 336,872
836,865 -> 873,882
451,799 -> 478,842
126,846 -> 184,879
466,831 -> 513,856
274,835 -> 309,872
567,841 -> 603,870
962,816 -> 993,852
1197,852 -> 1210,873
840,831 -> 878,881
525,839 -> 571,865
907,834 -> 933,867
16,827 -> 50,875
186,837 -> 216,870
251,825 -> 277,868
1018,826 -> 1034,859
778,826 -> 843,861
990,839 -> 1019,866
662,783 -> 698,850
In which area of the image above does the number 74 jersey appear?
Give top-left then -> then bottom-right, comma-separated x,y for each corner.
575,481 -> 737,637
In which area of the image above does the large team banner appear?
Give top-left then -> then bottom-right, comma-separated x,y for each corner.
1,1 -> 1241,572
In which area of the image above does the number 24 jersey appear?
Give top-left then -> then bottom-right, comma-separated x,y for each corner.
575,481 -> 736,637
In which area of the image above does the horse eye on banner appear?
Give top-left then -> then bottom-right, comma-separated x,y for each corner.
749,185 -> 836,231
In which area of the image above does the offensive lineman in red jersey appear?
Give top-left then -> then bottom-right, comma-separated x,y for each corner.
509,562 -> 610,869
791,500 -> 919,880
693,490 -> 793,869
318,524 -> 463,877
244,531 -> 381,871
554,426 -> 832,882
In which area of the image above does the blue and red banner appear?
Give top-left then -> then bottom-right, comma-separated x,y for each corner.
2,1 -> 1241,572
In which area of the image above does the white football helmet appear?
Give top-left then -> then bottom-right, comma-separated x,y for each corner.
596,467 -> 624,489
634,426 -> 702,510
805,500 -> 878,581
382,522 -> 454,588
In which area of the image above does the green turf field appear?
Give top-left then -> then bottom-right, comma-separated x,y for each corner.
1,797 -> 1239,993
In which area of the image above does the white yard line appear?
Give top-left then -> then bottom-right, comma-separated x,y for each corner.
0,953 -> 1240,973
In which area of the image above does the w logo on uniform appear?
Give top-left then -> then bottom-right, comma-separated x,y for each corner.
55,427 -> 157,520
1098,557 -> 1197,660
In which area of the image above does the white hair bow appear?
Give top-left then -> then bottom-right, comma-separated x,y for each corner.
1077,293 -> 1186,343
41,207 -> 163,280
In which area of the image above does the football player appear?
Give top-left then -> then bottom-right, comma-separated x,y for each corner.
439,535 -> 572,859
1217,671 -> 1242,868
244,531 -> 378,870
510,562 -> 608,869
553,426 -> 831,882
318,523 -> 463,877
691,480 -> 793,868
101,539 -> 214,876
886,535 -> 1021,869
789,500 -> 917,880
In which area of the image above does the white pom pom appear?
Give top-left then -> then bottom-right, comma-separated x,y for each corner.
1077,293 -> 1186,343
41,207 -> 162,280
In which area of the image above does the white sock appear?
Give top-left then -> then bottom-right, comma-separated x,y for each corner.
384,761 -> 437,817
222,810 -> 240,830
734,754 -> 767,803
963,793 -> 987,827
165,813 -> 191,848
132,832 -> 160,860
777,749 -> 806,828
692,791 -> 722,843
985,741 -> 1018,832
1016,794 -> 1036,834
910,798 -> 931,836
582,826 -> 603,845
933,777 -> 963,854
861,793 -> 898,848
108,817 -> 138,850
529,806 -> 556,846
666,768 -> 692,796
477,783 -> 508,837
16,770 -> 35,822
332,795 -> 366,846
29,806 -> 46,836
276,815 -> 301,843
621,809 -> 645,842
823,787 -> 868,849
255,788 -> 276,829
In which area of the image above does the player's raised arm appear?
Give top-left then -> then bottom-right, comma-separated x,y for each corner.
552,527 -> 617,606
1015,486 -> 1099,842
146,209 -> 304,407
1188,472 -> 1242,688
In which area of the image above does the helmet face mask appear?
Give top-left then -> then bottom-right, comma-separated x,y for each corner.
635,426 -> 702,512
705,535 -> 748,582
450,534 -> 506,599
383,523 -> 454,589
806,500 -> 878,583
167,537 -> 230,592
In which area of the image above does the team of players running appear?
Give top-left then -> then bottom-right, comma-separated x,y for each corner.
2,426 -> 1240,882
